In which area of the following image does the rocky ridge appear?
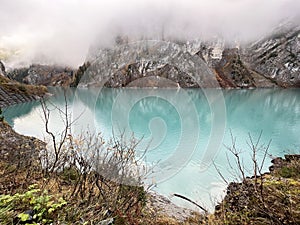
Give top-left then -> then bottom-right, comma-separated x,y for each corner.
0,61 -> 47,108
3,22 -> 300,89
8,64 -> 75,87
74,22 -> 299,88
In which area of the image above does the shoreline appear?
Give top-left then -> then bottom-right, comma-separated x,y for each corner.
1,120 -> 299,224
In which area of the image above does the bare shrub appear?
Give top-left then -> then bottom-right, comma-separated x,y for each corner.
214,132 -> 300,225
38,93 -> 149,223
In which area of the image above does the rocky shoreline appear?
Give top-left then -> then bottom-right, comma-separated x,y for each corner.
147,191 -> 197,222
215,155 -> 300,224
0,121 -> 46,193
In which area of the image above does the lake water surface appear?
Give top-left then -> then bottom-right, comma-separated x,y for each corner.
3,88 -> 300,211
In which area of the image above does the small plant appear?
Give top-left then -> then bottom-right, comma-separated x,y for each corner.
278,165 -> 300,179
0,184 -> 67,224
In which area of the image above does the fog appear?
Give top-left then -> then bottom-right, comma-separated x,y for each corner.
0,0 -> 299,67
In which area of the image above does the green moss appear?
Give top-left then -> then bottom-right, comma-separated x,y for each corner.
278,166 -> 300,178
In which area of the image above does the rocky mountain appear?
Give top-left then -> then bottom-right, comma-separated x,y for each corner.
78,41 -> 219,88
8,64 -> 75,87
242,22 -> 300,87
3,22 -> 299,89
75,22 -> 298,88
193,22 -> 299,88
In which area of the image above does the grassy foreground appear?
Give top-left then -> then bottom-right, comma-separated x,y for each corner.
0,120 -> 299,224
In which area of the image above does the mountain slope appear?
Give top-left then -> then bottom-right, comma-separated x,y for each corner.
0,61 -> 47,108
242,23 -> 300,87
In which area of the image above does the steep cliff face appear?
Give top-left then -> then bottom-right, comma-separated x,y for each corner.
104,62 -> 201,88
242,23 -> 300,87
194,23 -> 299,88
79,41 -> 218,88
8,64 -> 75,87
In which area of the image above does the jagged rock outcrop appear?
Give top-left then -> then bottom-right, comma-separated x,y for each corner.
196,38 -> 225,68
8,64 -> 75,86
215,155 -> 300,224
242,22 -> 300,87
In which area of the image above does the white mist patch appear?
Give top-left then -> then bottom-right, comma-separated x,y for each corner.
0,0 -> 299,67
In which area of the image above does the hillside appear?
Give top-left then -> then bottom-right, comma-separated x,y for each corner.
0,61 -> 47,108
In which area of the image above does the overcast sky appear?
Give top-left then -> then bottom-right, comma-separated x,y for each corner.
0,0 -> 299,67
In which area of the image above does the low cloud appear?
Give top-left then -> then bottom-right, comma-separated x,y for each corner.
0,0 -> 299,67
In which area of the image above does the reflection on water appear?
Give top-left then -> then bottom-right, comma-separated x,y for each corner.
2,101 -> 40,127
3,88 -> 300,211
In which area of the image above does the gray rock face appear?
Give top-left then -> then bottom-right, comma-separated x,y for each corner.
81,23 -> 299,88
104,62 -> 201,88
243,23 -> 300,87
7,67 -> 28,81
80,41 -> 219,88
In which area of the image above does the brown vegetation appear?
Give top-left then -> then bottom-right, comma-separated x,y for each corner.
0,75 -> 47,97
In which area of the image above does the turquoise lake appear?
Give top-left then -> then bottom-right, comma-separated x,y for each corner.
3,88 -> 300,211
